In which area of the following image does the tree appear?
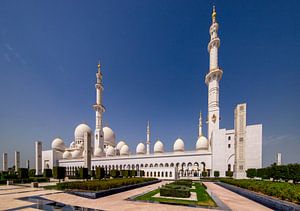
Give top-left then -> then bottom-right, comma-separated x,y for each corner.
201,171 -> 208,178
43,169 -> 53,178
246,168 -> 257,178
53,167 -> 66,182
96,167 -> 105,179
18,168 -> 29,179
79,168 -> 89,179
226,170 -> 233,178
287,163 -> 300,183
214,171 -> 220,178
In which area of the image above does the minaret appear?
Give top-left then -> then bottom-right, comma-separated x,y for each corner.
198,112 -> 203,138
146,121 -> 150,155
93,62 -> 105,156
205,6 -> 223,140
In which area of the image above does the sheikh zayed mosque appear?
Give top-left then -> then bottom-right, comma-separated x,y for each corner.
38,7 -> 262,179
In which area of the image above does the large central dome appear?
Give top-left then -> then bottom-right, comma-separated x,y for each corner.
103,126 -> 116,146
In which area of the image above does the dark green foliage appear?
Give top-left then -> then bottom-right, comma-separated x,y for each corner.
213,171 -> 219,178
95,167 -> 105,179
131,170 -> 137,177
53,167 -> 66,180
91,170 -> 95,178
220,178 -> 300,204
202,171 -> 208,177
140,170 -> 145,177
173,179 -> 192,188
29,169 -> 36,177
110,170 -> 120,178
55,177 -> 157,191
287,164 -> 300,183
43,169 -> 52,178
18,168 -> 29,179
79,168 -> 89,179
246,168 -> 257,178
121,170 -> 129,178
226,171 -> 233,178
160,185 -> 190,198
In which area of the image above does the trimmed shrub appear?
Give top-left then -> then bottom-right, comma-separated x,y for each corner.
173,179 -> 192,188
160,184 -> 190,198
226,170 -> 233,178
246,168 -> 257,178
110,170 -> 120,178
202,171 -> 208,177
29,169 -> 36,177
79,168 -> 89,179
140,170 -> 145,177
43,169 -> 52,178
18,168 -> 29,179
96,167 -> 105,179
53,167 -> 66,181
121,170 -> 129,178
131,170 -> 137,177
214,171 -> 220,178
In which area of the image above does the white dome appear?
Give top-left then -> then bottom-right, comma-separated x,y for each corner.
154,140 -> 164,153
136,143 -> 146,154
51,138 -> 66,151
71,150 -> 81,159
63,151 -> 72,159
106,146 -> 115,157
196,136 -> 209,150
116,140 -> 126,151
103,126 -> 116,146
74,123 -> 92,139
69,141 -> 75,149
94,147 -> 103,157
173,138 -> 185,152
120,144 -> 129,156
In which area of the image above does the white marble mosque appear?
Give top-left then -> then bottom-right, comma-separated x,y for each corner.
37,7 -> 262,180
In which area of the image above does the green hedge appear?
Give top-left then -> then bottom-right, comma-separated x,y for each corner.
226,171 -> 233,178
18,168 -> 29,179
53,167 -> 66,180
110,170 -> 120,178
214,171 -> 220,178
79,168 -> 89,179
173,179 -> 192,188
220,178 -> 300,204
160,181 -> 191,198
202,171 -> 208,177
43,169 -> 52,178
96,167 -> 105,179
55,177 -> 157,191
247,163 -> 300,183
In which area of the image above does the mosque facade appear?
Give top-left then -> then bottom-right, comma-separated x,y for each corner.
41,7 -> 262,179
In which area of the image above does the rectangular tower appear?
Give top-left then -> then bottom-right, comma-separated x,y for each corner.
35,141 -> 42,175
2,153 -> 8,171
234,103 -> 247,179
84,132 -> 92,171
15,151 -> 20,172
276,153 -> 282,165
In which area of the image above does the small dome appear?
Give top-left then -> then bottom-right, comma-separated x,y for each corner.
173,138 -> 185,152
136,143 -> 146,154
106,146 -> 115,157
69,141 -> 75,149
71,150 -> 81,159
120,144 -> 129,156
74,123 -> 92,139
63,151 -> 72,159
154,140 -> 164,153
196,136 -> 209,150
116,140 -> 126,151
94,147 -> 103,157
51,138 -> 66,151
103,126 -> 116,146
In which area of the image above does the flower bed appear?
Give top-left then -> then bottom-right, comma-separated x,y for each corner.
55,177 -> 157,191
219,178 -> 300,204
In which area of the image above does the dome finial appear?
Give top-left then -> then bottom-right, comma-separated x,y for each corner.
97,60 -> 101,72
212,5 -> 217,23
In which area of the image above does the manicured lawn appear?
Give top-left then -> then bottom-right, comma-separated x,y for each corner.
134,182 -> 216,207
220,178 -> 300,204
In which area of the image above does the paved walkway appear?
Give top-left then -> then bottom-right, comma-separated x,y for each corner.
0,182 -> 272,211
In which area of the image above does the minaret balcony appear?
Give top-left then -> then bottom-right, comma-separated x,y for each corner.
93,104 -> 105,112
207,38 -> 220,52
205,68 -> 223,84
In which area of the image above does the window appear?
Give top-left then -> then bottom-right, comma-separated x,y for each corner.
228,144 -> 231,148
228,136 -> 231,141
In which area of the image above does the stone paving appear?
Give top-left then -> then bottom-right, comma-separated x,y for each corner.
0,182 -> 272,211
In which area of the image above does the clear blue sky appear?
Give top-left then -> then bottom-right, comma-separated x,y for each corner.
0,0 -> 299,169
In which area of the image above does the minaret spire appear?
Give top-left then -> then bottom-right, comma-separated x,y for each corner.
205,6 -> 223,140
198,111 -> 203,138
93,61 -> 105,156
146,121 -> 150,155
